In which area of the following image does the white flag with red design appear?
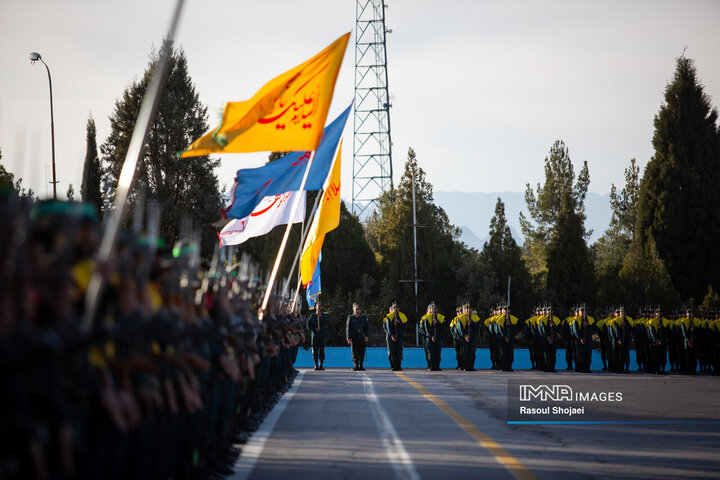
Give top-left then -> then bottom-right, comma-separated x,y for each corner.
219,191 -> 305,246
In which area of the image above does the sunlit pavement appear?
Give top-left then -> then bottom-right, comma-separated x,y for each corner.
231,368 -> 720,480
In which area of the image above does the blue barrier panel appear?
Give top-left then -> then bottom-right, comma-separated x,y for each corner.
295,347 -> 644,371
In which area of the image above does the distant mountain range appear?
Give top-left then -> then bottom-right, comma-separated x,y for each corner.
434,191 -> 611,251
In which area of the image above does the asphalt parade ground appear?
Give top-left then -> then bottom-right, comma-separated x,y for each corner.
229,368 -> 720,480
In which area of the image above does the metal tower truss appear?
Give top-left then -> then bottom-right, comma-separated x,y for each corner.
353,0 -> 393,217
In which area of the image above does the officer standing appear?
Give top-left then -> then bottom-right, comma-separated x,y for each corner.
306,301 -> 329,370
346,303 -> 369,371
383,302 -> 408,371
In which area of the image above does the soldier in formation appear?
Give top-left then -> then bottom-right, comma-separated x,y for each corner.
0,194 -> 304,480
450,307 -> 464,369
383,302 -> 408,371
419,302 -> 446,371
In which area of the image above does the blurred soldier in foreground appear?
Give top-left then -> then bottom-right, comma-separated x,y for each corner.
0,193 -> 303,480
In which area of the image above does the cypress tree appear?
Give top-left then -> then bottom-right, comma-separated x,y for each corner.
480,197 -> 532,315
81,114 -> 103,215
636,55 -> 720,300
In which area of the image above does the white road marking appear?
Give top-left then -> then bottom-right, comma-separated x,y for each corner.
361,372 -> 421,480
229,371 -> 305,480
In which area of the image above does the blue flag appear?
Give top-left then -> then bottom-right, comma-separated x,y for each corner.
306,253 -> 322,309
222,105 -> 351,219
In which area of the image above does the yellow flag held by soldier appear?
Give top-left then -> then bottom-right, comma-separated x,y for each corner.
181,32 -> 350,157
300,140 -> 342,285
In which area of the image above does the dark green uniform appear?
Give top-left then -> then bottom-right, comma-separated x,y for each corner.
420,311 -> 446,371
306,311 -> 329,370
346,313 -> 369,370
383,310 -> 408,371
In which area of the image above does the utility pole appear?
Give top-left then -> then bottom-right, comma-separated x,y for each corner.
399,169 -> 426,345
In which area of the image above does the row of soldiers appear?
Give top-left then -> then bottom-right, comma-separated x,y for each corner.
593,307 -> 720,375
396,299 -> 720,375
0,194 -> 303,480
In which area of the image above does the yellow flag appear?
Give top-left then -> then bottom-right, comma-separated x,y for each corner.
181,33 -> 349,157
300,140 -> 342,285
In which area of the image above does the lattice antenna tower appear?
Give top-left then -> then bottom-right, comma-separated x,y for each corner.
353,0 -> 393,217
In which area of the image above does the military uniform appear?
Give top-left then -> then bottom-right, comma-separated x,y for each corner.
306,307 -> 329,370
596,314 -> 610,371
524,311 -> 539,369
634,310 -> 650,372
678,312 -> 698,374
485,311 -> 501,370
450,308 -> 463,369
563,312 -> 577,371
346,305 -> 369,371
383,304 -> 408,371
460,307 -> 481,371
420,303 -> 446,371
570,311 -> 594,373
497,308 -> 519,372
646,311 -> 669,374
537,310 -> 560,372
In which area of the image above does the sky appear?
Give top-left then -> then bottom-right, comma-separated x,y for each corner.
1,0 -> 719,205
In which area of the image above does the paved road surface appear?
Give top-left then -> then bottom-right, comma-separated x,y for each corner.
230,369 -> 720,480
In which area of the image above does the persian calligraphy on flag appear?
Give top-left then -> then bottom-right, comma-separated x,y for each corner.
222,105 -> 350,219
306,253 -> 322,309
181,33 -> 350,157
300,140 -> 342,285
218,191 -> 305,246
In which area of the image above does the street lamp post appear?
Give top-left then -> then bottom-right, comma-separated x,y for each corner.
29,52 -> 57,199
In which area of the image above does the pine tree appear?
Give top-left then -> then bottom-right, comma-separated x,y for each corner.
100,43 -> 221,256
636,55 -> 720,300
81,114 -> 103,216
594,158 -> 640,305
546,190 -> 596,310
520,140 -> 590,297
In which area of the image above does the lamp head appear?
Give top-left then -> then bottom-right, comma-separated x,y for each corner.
29,52 -> 42,64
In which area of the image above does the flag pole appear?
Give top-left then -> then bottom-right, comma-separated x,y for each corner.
260,150 -> 316,318
82,0 -> 185,333
283,190 -> 322,298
